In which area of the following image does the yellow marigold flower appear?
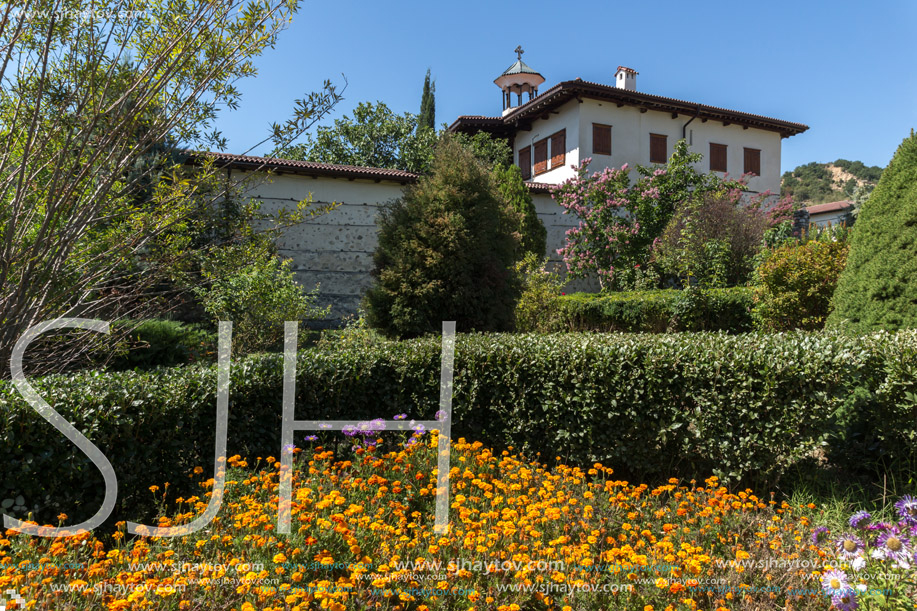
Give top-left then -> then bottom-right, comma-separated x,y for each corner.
273,553 -> 287,564
149,485 -> 159,493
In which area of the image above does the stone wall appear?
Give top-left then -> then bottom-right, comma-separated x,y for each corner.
238,169 -> 591,326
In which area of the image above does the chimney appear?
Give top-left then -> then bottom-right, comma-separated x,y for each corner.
614,66 -> 637,91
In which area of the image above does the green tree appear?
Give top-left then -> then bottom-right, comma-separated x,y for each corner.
364,138 -> 521,338
281,101 -> 437,173
828,131 -> 917,331
452,131 -> 513,169
419,69 -> 435,131
493,163 -> 547,259
0,0 -> 341,372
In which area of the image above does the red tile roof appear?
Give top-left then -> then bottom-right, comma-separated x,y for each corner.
186,152 -> 419,183
450,79 -> 808,137
616,66 -> 638,74
806,200 -> 853,215
185,152 -> 559,195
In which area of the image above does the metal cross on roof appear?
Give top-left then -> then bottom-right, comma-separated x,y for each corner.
514,45 -> 524,60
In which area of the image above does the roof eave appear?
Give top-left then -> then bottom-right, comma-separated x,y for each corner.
471,80 -> 808,137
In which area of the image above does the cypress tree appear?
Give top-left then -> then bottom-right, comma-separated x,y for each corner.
364,138 -> 520,338
418,69 -> 435,131
828,131 -> 917,331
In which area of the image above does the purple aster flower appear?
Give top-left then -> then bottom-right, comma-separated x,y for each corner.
872,529 -> 911,566
393,413 -> 407,420
342,424 -> 357,437
821,569 -> 850,596
895,495 -> 917,526
405,437 -> 419,448
282,443 -> 296,454
849,511 -> 871,529
811,526 -> 829,544
831,587 -> 858,611
835,533 -> 865,560
434,410 -> 448,422
412,423 -> 426,434
305,435 -> 318,442
318,422 -> 332,430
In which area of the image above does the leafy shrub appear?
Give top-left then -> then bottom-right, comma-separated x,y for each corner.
753,236 -> 849,331
547,288 -> 754,333
109,319 -> 215,370
553,139 -> 744,289
829,131 -> 917,331
4,330 -> 917,526
364,137 -> 520,338
195,244 -> 329,354
652,193 -> 770,288
513,253 -> 567,332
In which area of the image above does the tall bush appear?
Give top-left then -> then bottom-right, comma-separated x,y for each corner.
828,131 -> 917,331
653,192 -> 770,288
195,243 -> 329,354
753,234 -> 849,331
364,138 -> 521,338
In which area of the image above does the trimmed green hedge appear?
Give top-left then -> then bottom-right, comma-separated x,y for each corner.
548,287 -> 754,332
2,330 -> 916,525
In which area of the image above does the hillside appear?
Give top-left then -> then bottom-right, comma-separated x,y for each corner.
781,159 -> 883,206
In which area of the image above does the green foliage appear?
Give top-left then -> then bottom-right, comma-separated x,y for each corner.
653,193 -> 770,288
280,101 -> 438,174
316,309 -> 387,351
554,140 -> 744,289
493,163 -> 547,259
5,329 -> 917,524
548,288 -> 754,333
418,69 -> 435,131
450,132 -> 513,169
828,132 -> 917,332
195,243 -> 329,354
753,235 -> 849,331
364,138 -> 521,338
781,159 -> 882,205
833,158 -> 884,183
109,320 -> 215,371
0,1 -> 343,372
513,254 -> 567,332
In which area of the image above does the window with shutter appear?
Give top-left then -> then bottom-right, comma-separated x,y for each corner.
593,124 -> 612,155
550,130 -> 566,169
533,138 -> 548,175
519,146 -> 531,180
709,143 -> 727,172
744,148 -> 761,176
650,133 -> 667,164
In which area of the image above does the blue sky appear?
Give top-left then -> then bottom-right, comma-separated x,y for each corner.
220,0 -> 916,174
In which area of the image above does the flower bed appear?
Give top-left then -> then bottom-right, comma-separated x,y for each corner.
1,433 -> 882,611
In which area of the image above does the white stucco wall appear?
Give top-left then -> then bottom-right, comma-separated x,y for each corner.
519,98 -> 783,195
809,210 -> 851,228
513,103 -> 580,184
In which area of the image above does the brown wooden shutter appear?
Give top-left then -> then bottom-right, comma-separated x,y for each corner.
650,133 -> 667,164
533,138 -> 548,175
550,130 -> 566,169
744,148 -> 761,176
519,146 -> 531,180
593,123 -> 611,155
709,143 -> 727,172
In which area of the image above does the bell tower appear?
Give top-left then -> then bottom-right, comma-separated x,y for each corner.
494,46 -> 545,116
